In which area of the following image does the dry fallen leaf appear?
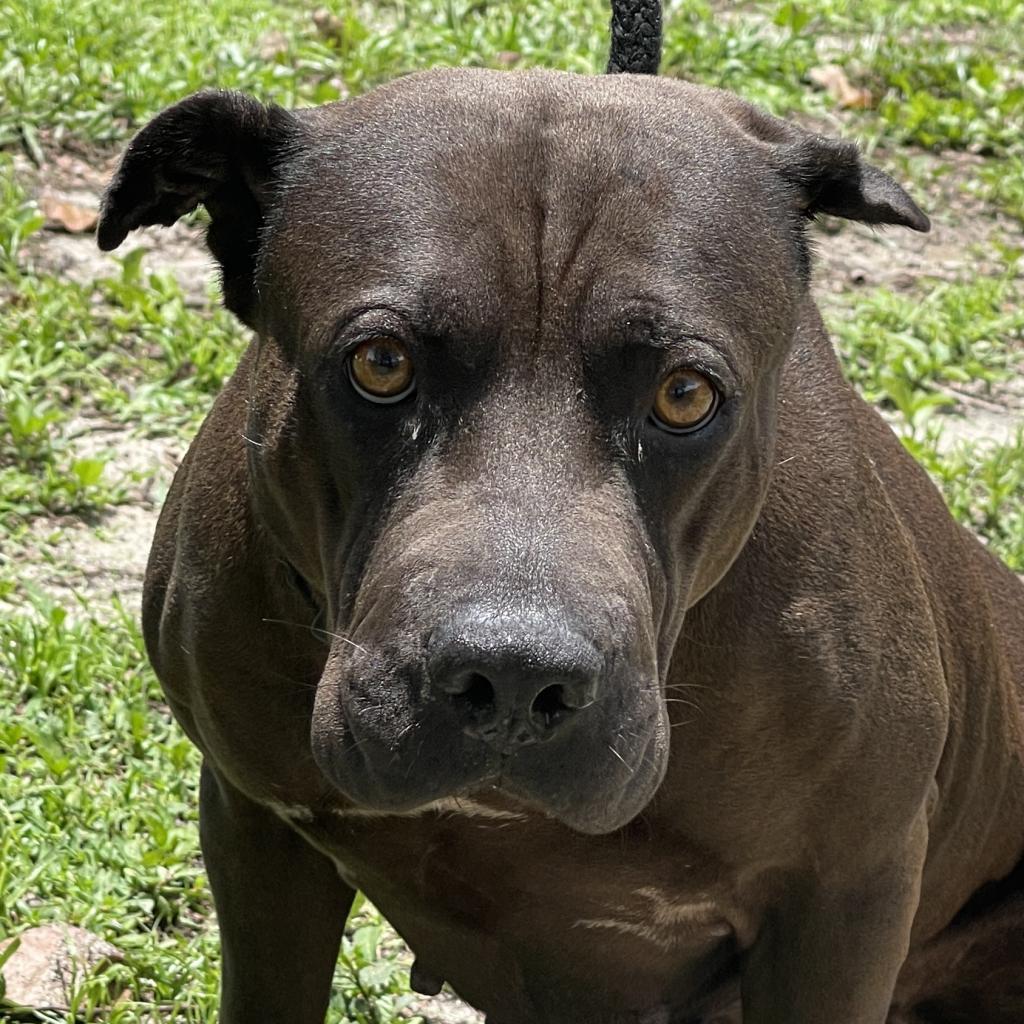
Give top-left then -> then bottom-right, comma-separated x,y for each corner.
39,190 -> 99,234
808,64 -> 873,110
0,924 -> 123,1012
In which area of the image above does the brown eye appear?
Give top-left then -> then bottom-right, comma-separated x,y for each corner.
349,336 -> 415,403
652,367 -> 719,433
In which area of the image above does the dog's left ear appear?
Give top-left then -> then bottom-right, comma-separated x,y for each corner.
98,90 -> 305,325
778,134 -> 930,232
711,92 -> 929,233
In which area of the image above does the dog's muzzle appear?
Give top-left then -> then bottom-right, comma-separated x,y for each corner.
312,594 -> 668,834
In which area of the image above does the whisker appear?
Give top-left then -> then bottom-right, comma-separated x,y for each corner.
262,616 -> 369,654
662,697 -> 702,714
607,743 -> 635,776
355,704 -> 385,717
261,616 -> 315,630
394,720 -> 417,743
312,628 -> 369,653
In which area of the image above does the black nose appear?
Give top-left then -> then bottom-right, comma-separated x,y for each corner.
427,609 -> 603,749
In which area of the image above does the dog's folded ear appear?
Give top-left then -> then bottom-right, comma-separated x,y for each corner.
778,134 -> 930,233
711,93 -> 929,233
98,90 -> 303,325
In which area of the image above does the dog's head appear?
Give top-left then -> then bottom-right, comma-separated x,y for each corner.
100,69 -> 927,833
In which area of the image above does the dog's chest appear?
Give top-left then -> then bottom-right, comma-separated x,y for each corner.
301,803 -> 741,1023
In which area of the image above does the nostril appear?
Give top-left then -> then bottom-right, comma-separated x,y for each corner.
531,683 -> 572,728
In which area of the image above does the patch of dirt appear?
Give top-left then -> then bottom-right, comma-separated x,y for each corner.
15,428 -> 183,616
0,924 -> 124,1014
926,377 -> 1024,451
22,502 -> 157,611
407,992 -> 485,1024
808,147 -> 1024,447
13,151 -> 213,306
27,222 -> 214,306
811,148 -> 1023,297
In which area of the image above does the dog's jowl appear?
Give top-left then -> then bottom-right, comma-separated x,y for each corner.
97,2 -> 1024,1021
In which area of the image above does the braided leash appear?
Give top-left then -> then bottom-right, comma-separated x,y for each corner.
606,0 -> 662,75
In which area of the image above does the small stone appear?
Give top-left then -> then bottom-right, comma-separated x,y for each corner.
0,924 -> 123,1012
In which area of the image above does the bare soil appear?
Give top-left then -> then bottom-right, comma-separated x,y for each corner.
14,151 -> 214,306
17,429 -> 182,615
407,993 -> 487,1024
810,152 -> 1023,297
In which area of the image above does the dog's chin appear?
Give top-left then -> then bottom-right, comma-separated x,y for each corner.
311,701 -> 670,836
502,761 -> 667,835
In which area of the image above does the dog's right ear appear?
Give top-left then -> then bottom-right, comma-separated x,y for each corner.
98,90 -> 303,326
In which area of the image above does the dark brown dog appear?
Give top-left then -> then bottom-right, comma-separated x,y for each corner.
97,15 -> 1024,1024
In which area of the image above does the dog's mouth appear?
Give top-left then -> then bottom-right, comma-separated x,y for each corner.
310,637 -> 669,835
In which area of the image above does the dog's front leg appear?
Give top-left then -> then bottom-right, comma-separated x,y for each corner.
199,764 -> 355,1024
740,818 -> 928,1024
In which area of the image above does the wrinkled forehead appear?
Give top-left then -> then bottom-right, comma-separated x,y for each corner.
260,70 -> 804,355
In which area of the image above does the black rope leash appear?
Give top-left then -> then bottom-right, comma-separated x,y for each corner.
606,0 -> 662,75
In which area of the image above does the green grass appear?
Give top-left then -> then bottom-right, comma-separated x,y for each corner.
0,0 -> 611,151
0,159 -> 246,535
973,157 -> 1024,224
0,600 -> 213,1021
824,268 -> 1024,571
1,0 -> 1022,1020
832,266 -> 1024,419
0,596 -> 418,1023
2,0 -> 1023,154
927,430 -> 1024,570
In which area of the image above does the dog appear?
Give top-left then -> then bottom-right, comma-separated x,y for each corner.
97,1 -> 1024,1020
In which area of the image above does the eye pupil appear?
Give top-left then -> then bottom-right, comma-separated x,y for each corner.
349,336 -> 415,402
652,368 -> 719,433
371,348 -> 400,371
669,379 -> 698,401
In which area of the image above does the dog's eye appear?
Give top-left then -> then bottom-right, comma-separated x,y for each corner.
348,336 -> 415,403
651,368 -> 719,434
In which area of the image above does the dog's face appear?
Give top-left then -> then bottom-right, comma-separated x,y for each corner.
100,69 -> 926,833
